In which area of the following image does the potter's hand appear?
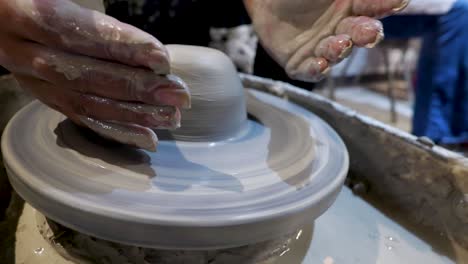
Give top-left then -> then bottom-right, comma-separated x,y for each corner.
0,0 -> 190,151
245,0 -> 409,82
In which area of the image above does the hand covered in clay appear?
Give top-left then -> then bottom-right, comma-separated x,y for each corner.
0,0 -> 191,151
245,0 -> 409,82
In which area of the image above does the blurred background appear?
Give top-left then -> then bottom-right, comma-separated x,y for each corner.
2,0 -> 465,154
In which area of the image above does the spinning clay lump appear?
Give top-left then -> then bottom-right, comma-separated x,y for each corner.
83,45 -> 246,150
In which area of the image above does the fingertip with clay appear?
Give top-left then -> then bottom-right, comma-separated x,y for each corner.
352,0 -> 410,18
392,0 -> 410,13
71,94 -> 182,130
288,57 -> 329,82
365,29 -> 384,48
336,17 -> 384,48
337,38 -> 354,59
134,43 -> 171,75
151,74 -> 191,109
315,35 -> 353,62
143,106 -> 181,130
78,116 -> 158,152
119,104 -> 181,130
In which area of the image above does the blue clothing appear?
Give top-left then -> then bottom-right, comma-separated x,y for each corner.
383,0 -> 468,144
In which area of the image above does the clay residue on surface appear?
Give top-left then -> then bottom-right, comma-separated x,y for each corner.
241,73 -> 468,252
54,119 -> 157,180
246,92 -> 316,189
36,212 -> 303,264
0,198 -> 312,264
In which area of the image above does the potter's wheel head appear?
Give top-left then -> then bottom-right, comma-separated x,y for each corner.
2,46 -> 348,249
2,90 -> 348,249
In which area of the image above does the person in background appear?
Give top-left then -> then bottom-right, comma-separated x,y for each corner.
382,0 -> 468,150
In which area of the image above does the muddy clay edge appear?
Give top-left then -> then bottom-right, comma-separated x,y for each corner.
240,73 -> 468,249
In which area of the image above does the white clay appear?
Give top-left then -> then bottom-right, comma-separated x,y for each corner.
166,45 -> 247,141
82,45 -> 247,148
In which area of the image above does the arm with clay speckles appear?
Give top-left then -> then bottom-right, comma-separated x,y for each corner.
0,0 -> 191,151
244,0 -> 409,82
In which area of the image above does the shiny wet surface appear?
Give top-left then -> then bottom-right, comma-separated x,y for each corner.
3,187 -> 467,263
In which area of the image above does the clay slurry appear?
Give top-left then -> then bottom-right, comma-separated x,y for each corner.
166,45 -> 247,141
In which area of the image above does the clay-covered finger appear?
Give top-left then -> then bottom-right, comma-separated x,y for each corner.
17,71 -> 182,129
353,0 -> 409,18
315,35 -> 353,62
34,52 -> 192,109
67,94 -> 181,129
13,0 -> 169,73
336,17 -> 384,48
78,117 -> 158,152
287,57 -> 329,82
10,42 -> 190,108
15,73 -> 181,129
14,74 -> 159,152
